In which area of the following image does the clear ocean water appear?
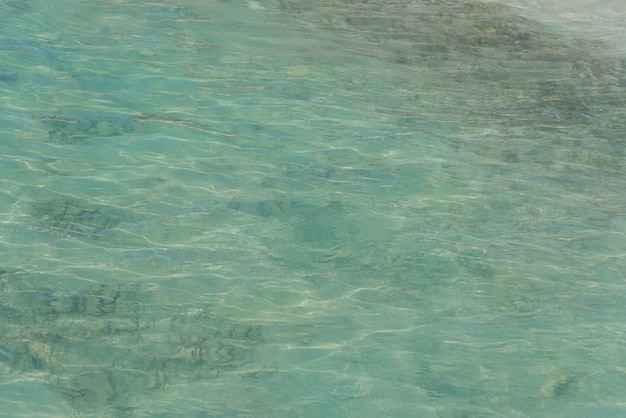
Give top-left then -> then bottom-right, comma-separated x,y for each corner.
1,0 -> 625,416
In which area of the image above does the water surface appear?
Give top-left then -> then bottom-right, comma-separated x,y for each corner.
1,0 -> 625,416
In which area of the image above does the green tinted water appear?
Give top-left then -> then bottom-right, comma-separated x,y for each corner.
1,0 -> 625,416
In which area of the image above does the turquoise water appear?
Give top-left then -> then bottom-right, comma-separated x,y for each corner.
1,0 -> 625,416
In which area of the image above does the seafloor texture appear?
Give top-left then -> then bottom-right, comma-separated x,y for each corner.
1,0 -> 625,417
0,269 -> 262,410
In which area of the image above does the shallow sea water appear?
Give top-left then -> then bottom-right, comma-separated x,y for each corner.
1,0 -> 625,416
